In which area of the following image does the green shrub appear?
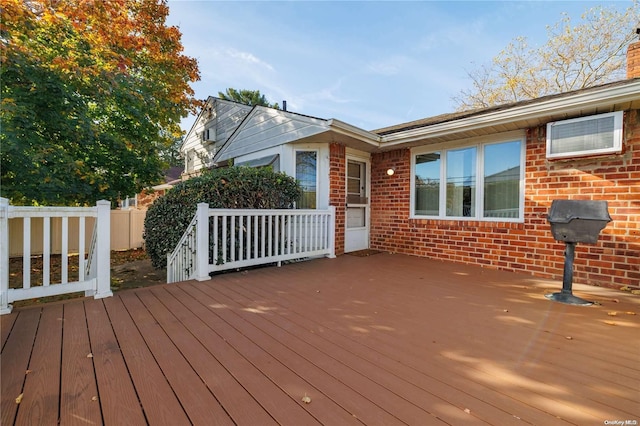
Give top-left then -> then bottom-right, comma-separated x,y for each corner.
144,167 -> 301,268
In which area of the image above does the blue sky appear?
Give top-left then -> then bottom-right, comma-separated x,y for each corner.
167,1 -> 632,132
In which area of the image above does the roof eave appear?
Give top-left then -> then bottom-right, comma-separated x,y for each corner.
327,119 -> 381,148
381,80 -> 640,147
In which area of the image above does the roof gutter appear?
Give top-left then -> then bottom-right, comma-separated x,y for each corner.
327,118 -> 381,147
381,80 -> 640,147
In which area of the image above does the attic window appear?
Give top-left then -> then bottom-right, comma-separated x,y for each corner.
546,111 -> 623,159
201,128 -> 215,144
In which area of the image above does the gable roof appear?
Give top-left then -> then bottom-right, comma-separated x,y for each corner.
213,106 -> 380,162
180,97 -> 253,152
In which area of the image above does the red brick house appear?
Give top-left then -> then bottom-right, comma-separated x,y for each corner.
182,45 -> 640,290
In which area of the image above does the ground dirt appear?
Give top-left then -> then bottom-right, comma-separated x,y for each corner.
8,249 -> 165,308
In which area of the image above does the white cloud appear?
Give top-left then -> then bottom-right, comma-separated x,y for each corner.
226,48 -> 275,72
367,61 -> 400,76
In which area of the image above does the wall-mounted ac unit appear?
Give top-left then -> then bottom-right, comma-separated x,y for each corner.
546,111 -> 622,159
201,128 -> 216,144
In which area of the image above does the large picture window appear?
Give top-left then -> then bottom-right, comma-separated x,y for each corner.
412,139 -> 523,221
295,151 -> 317,209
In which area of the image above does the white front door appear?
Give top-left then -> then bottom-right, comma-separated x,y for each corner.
345,157 -> 370,253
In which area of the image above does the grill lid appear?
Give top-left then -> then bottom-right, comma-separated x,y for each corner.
547,200 -> 612,224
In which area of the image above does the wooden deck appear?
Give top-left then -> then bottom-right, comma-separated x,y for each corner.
2,253 -> 639,425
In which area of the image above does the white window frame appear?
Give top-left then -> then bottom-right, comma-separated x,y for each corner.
546,111 -> 623,159
410,136 -> 525,222
294,149 -> 319,209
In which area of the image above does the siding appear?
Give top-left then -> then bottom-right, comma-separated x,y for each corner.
181,99 -> 251,173
217,109 -> 328,162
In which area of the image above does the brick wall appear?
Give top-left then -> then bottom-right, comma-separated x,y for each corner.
369,110 -> 640,289
137,189 -> 167,209
627,41 -> 640,79
329,143 -> 346,255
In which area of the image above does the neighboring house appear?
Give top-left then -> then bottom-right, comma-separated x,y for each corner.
182,43 -> 640,290
122,166 -> 183,209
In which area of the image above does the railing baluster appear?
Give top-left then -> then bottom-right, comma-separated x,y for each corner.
61,216 -> 68,284
43,217 -> 50,287
79,217 -> 85,282
23,217 -> 31,289
254,215 -> 259,260
222,216 -> 227,263
268,215 -> 273,257
213,214 -> 218,267
291,214 -> 297,254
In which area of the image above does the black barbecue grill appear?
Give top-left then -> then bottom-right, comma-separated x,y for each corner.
546,200 -> 612,305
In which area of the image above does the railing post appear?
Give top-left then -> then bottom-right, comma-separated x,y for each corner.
0,198 -> 11,314
327,206 -> 336,259
195,202 -> 211,281
94,200 -> 113,299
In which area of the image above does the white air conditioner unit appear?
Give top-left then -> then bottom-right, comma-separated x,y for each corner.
546,111 -> 622,159
201,128 -> 216,144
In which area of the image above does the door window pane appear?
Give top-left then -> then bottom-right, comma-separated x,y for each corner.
484,141 -> 520,218
347,160 -> 367,204
296,151 -> 317,209
347,162 -> 362,195
446,147 -> 476,217
347,207 -> 366,228
414,153 -> 440,216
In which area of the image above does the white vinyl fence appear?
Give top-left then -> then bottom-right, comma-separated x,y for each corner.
167,204 -> 336,283
0,198 -> 112,314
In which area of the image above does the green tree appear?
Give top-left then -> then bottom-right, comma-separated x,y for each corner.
218,88 -> 280,109
1,0 -> 201,206
453,4 -> 639,110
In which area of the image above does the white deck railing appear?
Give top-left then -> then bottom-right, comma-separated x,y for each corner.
0,198 -> 112,314
167,204 -> 336,283
166,214 -> 198,284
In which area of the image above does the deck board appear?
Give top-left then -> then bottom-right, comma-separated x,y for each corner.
119,291 -> 234,426
85,298 -> 147,425
103,295 -> 191,425
1,308 -> 41,426
229,268 -> 573,425
1,311 -> 17,349
206,279 -> 451,425
15,304 -> 63,425
60,301 -> 102,425
245,267 -> 638,419
138,287 -> 279,426
168,284 -> 340,425
225,280 -> 547,426
2,253 -> 638,425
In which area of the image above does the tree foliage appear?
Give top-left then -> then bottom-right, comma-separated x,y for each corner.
453,4 -> 640,110
1,0 -> 201,205
218,88 -> 280,109
144,166 -> 301,268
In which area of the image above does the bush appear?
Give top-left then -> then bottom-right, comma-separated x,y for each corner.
144,167 -> 301,268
